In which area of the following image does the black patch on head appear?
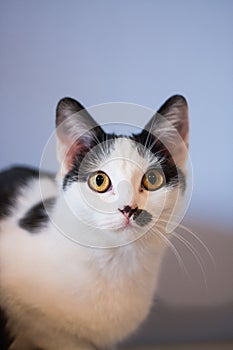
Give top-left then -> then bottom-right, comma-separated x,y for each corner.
63,130 -> 118,189
132,130 -> 186,191
62,125 -> 185,193
0,166 -> 55,220
0,307 -> 15,350
19,197 -> 55,233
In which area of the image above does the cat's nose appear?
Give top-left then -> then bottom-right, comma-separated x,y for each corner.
119,205 -> 138,218
117,180 -> 133,208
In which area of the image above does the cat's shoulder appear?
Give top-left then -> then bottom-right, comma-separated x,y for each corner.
0,165 -> 54,187
0,166 -> 39,219
0,165 -> 56,221
0,165 -> 39,191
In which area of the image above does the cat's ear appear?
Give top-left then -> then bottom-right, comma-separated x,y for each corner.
144,95 -> 189,167
56,97 -> 103,172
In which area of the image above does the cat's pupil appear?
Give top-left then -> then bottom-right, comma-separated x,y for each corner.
96,174 -> 104,187
148,172 -> 157,185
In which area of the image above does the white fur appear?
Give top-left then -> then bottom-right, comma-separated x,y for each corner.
0,138 -> 185,349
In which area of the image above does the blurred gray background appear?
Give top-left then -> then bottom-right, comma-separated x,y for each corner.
0,0 -> 233,348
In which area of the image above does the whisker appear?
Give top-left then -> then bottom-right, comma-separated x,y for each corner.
151,227 -> 191,280
148,136 -> 159,152
178,223 -> 216,267
157,224 -> 208,291
158,216 -> 216,268
90,130 -> 101,145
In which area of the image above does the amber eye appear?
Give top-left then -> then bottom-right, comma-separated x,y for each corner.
88,172 -> 111,193
142,169 -> 164,191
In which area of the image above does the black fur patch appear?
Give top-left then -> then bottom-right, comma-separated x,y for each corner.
63,131 -> 117,189
19,197 -> 55,233
0,166 -> 38,219
132,131 -> 186,191
0,307 -> 14,350
133,209 -> 153,226
0,166 -> 54,220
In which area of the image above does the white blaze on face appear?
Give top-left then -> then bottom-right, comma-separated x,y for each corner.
62,137 -> 170,236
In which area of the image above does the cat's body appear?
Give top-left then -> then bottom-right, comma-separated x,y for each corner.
0,96 -> 189,349
0,165 -> 162,350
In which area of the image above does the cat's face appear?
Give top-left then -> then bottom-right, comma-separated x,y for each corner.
55,96 -> 189,243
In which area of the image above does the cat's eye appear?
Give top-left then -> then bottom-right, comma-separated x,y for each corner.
88,171 -> 111,193
142,169 -> 164,191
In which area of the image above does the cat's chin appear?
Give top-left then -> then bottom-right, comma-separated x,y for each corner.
112,220 -> 141,233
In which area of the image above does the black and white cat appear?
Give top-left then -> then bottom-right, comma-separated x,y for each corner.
0,95 -> 189,349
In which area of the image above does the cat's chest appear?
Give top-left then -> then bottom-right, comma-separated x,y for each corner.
0,227 -> 158,348
41,244 -> 156,338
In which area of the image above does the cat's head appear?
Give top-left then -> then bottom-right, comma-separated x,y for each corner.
55,96 -> 189,244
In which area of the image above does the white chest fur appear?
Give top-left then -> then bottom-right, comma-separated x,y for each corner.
0,216 -> 163,349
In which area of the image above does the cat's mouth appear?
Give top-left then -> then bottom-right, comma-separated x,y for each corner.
118,207 -> 153,228
114,208 -> 153,231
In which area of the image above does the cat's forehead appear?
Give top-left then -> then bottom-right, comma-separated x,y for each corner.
110,138 -> 138,159
101,137 -> 156,172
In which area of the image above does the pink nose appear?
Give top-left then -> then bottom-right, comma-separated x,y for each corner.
119,205 -> 138,218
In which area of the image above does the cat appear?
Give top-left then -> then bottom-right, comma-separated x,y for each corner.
0,95 -> 189,350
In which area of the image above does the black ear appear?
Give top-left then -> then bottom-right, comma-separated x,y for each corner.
156,95 -> 189,146
56,97 -> 104,171
143,95 -> 189,166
